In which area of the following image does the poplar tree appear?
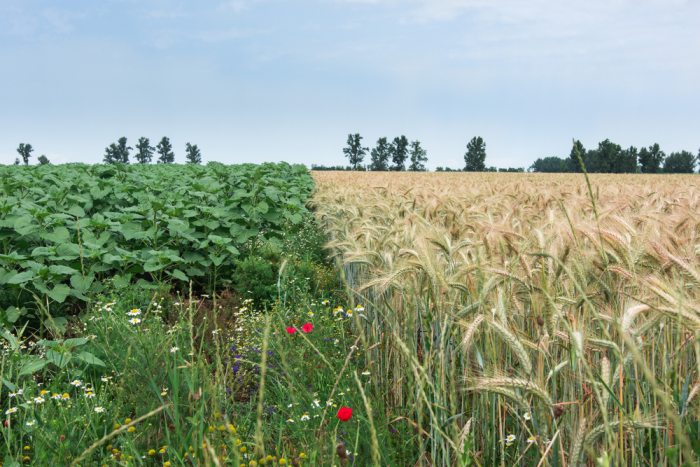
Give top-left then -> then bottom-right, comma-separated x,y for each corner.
408,140 -> 428,171
16,143 -> 33,165
185,143 -> 202,164
156,137 -> 175,164
135,137 -> 155,164
369,137 -> 390,171
342,134 -> 368,170
390,135 -> 409,171
464,137 -> 486,172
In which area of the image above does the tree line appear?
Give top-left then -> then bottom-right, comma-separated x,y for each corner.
338,134 -> 525,172
341,134 -> 429,171
12,137 -> 203,166
531,140 -> 700,174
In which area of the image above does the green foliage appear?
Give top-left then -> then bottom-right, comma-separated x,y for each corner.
37,155 -> 50,165
567,140 -> 586,172
593,139 -> 638,173
390,135 -> 409,171
342,134 -> 368,170
663,150 -> 698,174
407,140 -> 428,172
185,143 -> 202,165
530,157 -> 568,173
464,136 -> 486,172
104,137 -> 132,165
233,253 -> 280,306
639,143 -> 665,174
369,137 -> 391,171
0,162 -> 314,327
134,137 -> 154,164
156,137 -> 175,164
16,143 -> 33,166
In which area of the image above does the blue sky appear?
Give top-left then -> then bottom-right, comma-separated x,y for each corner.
1,0 -> 698,169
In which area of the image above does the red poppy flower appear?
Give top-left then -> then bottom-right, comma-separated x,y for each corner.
286,327 -> 296,334
302,323 -> 313,333
337,407 -> 352,422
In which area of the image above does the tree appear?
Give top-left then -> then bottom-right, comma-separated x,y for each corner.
16,143 -> 33,165
115,137 -> 131,164
567,140 -> 586,172
185,143 -> 202,164
14,158 -> 20,165
156,137 -> 175,164
463,136 -> 486,172
408,140 -> 428,171
593,139 -> 623,173
530,156 -> 568,173
663,150 -> 698,174
369,137 -> 390,171
103,144 -> 118,164
638,143 -> 665,174
37,155 -> 50,165
390,136 -> 409,171
617,145 -> 638,173
342,134 -> 368,170
135,137 -> 155,164
104,137 -> 131,164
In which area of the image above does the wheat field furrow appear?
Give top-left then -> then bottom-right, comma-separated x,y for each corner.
311,171 -> 700,466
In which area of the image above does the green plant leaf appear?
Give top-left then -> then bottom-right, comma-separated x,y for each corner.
7,271 -> 36,284
64,338 -> 89,347
169,268 -> 189,282
47,284 -> 71,303
76,351 -> 106,367
19,359 -> 48,375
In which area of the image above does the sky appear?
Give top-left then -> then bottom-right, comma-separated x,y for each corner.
1,0 -> 699,170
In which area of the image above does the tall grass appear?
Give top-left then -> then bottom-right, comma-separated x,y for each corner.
310,171 -> 700,466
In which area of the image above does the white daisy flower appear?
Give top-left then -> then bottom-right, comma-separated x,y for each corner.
170,347 -> 179,353
94,407 -> 105,413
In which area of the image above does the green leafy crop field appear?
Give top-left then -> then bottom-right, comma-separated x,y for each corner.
0,162 -> 312,331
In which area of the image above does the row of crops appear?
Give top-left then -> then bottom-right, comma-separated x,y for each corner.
0,162 -> 314,330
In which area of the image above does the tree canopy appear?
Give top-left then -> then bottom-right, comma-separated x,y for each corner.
390,136 -> 409,171
342,134 -> 368,170
408,140 -> 428,171
135,137 -> 154,164
16,143 -> 33,165
369,137 -> 391,171
156,137 -> 175,164
464,136 -> 486,172
185,143 -> 202,164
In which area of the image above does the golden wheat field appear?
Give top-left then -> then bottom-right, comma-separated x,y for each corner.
310,171 -> 700,466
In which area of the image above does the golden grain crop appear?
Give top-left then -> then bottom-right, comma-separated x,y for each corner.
311,171 -> 700,466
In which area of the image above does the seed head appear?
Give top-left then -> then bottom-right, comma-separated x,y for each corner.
536,316 -> 544,327
336,444 -> 347,459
